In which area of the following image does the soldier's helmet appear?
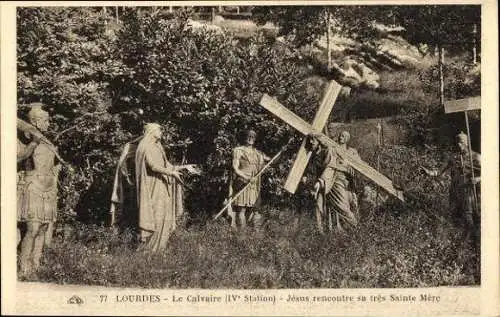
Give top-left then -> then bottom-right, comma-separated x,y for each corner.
27,103 -> 48,122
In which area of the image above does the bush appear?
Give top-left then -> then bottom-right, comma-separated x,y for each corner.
17,7 -> 131,224
420,57 -> 480,100
17,7 -> 317,224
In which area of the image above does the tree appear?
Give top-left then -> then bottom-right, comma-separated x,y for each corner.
251,6 -> 390,46
393,5 -> 481,106
17,7 -> 131,224
250,6 -> 395,82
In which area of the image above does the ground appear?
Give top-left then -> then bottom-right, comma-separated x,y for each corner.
31,202 -> 479,289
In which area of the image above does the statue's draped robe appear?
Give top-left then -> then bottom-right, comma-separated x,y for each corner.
110,137 -> 142,229
230,145 -> 266,207
448,151 -> 481,227
135,137 -> 183,253
316,144 -> 359,232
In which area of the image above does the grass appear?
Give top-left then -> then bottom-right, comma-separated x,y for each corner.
34,203 -> 478,289
332,70 -> 438,122
32,144 -> 479,289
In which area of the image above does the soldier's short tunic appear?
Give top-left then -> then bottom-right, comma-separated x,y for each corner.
17,143 -> 58,223
232,146 -> 265,207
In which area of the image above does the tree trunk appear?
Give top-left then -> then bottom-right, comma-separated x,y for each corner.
102,7 -> 107,25
115,6 -> 119,23
472,23 -> 477,64
438,44 -> 445,109
326,11 -> 332,69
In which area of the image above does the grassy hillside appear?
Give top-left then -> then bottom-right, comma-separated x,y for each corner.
36,196 -> 478,288
33,115 -> 480,288
27,55 -> 480,290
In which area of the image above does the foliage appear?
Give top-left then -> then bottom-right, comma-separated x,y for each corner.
17,7 -> 319,223
251,6 -> 393,47
330,66 -> 480,150
394,5 -> 481,53
251,5 -> 480,57
420,58 -> 481,100
416,58 -> 481,150
110,9 -> 320,216
17,7 -> 480,288
17,7 -> 131,223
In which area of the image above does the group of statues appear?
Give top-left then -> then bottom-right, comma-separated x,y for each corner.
16,102 -> 481,278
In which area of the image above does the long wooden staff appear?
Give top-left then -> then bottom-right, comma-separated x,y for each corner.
323,126 -> 333,232
213,144 -> 288,221
376,121 -> 382,206
464,113 -> 479,213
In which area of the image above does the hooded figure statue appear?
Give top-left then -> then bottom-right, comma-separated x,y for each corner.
112,123 -> 200,252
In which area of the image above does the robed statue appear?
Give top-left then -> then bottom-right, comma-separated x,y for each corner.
110,123 -> 200,252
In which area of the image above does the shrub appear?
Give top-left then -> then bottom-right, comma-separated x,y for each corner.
17,7 -> 317,224
17,7 -> 131,224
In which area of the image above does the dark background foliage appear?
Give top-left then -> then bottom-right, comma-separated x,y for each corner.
17,7 -> 320,224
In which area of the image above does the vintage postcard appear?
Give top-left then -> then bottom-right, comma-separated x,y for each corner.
1,1 -> 498,316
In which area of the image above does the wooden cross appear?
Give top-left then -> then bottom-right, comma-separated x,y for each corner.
283,80 -> 342,193
444,96 -> 480,114
259,91 -> 405,202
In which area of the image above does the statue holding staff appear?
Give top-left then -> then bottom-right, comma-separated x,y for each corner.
229,129 -> 270,230
422,132 -> 481,245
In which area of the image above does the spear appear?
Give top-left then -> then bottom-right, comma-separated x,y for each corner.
464,114 -> 479,214
376,121 -> 382,206
213,143 -> 289,221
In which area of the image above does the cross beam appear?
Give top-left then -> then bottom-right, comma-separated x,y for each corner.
259,94 -> 405,202
284,80 -> 342,193
444,96 -> 480,114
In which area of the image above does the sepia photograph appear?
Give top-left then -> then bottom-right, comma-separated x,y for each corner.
1,1 -> 498,316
